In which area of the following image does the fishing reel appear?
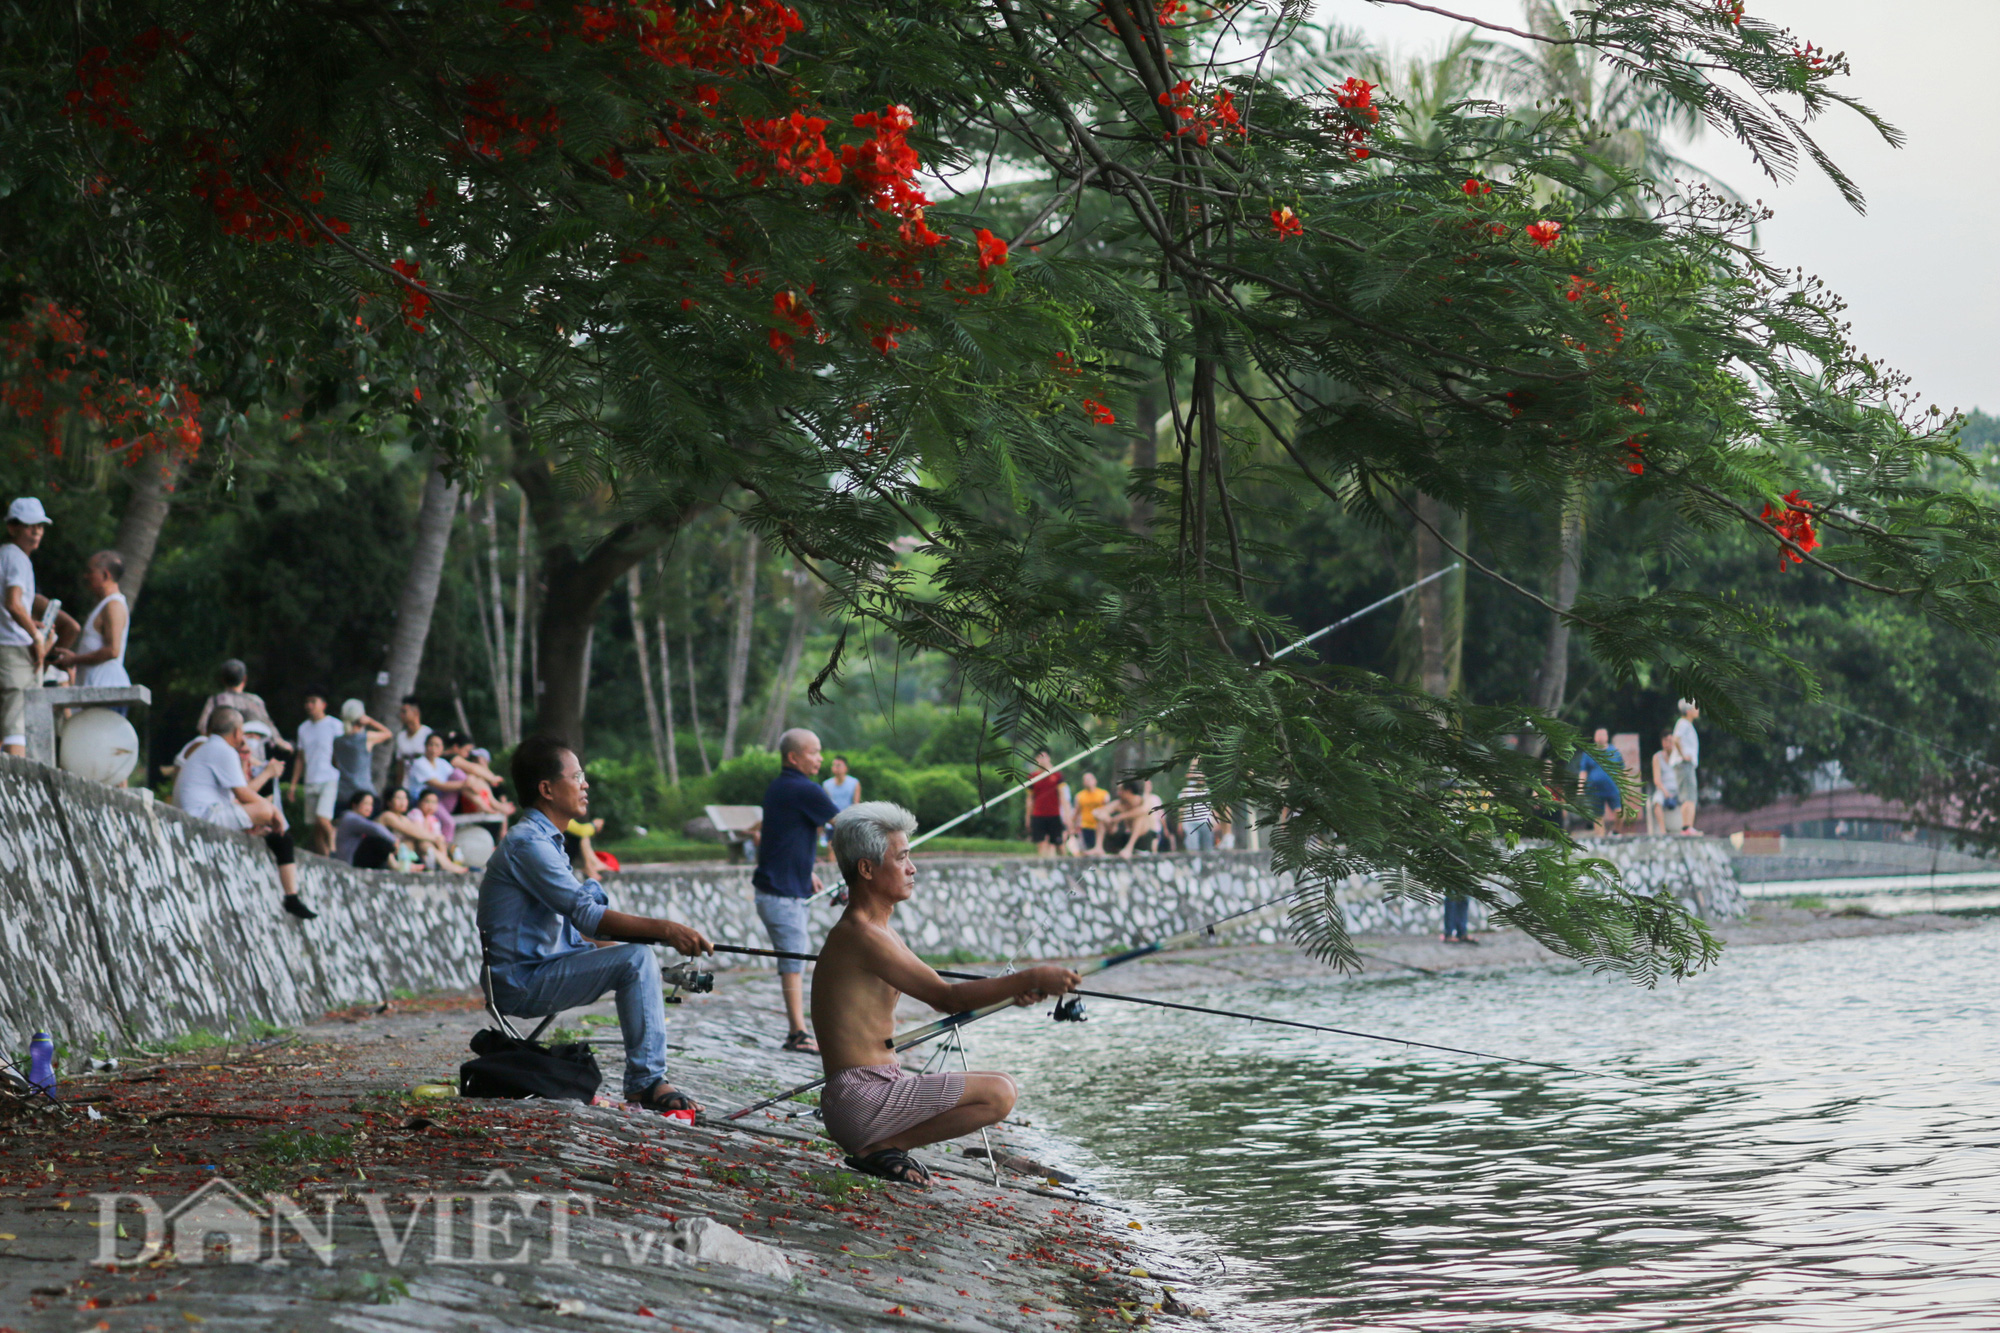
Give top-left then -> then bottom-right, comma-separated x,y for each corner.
1052,994 -> 1087,1023
661,960 -> 715,1003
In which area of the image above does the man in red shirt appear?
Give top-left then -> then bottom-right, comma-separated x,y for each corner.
1022,749 -> 1069,858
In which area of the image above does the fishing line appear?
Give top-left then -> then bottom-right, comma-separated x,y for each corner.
710,937 -> 1648,1086
804,564 -> 1468,885
722,888 -> 1312,1119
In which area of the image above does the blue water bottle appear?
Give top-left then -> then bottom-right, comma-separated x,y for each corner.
27,1032 -> 56,1095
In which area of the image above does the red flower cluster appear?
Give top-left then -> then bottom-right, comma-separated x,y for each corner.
1461,178 -> 1492,197
740,111 -> 841,187
844,105 -> 942,247
1564,273 -> 1629,351
390,260 -> 431,332
1,300 -> 203,465
866,320 -> 913,355
65,28 -> 176,141
1623,438 -> 1646,475
768,289 -> 817,363
973,228 -> 1010,270
462,76 -> 566,159
1761,491 -> 1819,566
1081,398 -> 1116,426
1156,80 -> 1245,148
1716,0 -> 1744,23
1525,220 -> 1563,249
1330,77 -> 1379,160
188,137 -> 351,246
1270,206 -> 1303,239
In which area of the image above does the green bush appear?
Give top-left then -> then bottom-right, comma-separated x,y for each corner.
907,766 -> 980,833
849,761 -> 915,812
708,749 -> 780,805
582,757 -> 666,841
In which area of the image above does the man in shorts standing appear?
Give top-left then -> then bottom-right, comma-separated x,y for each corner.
752,728 -> 840,1053
1072,771 -> 1109,854
812,801 -> 1078,1185
291,693 -> 345,855
2,498 -> 75,758
1022,749 -> 1068,857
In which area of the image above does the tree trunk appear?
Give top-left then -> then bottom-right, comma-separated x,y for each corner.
660,552 -> 684,788
685,632 -> 711,775
477,490 -> 518,747
1128,387 -> 1159,533
629,564 -> 669,777
1414,493 -> 1451,698
720,528 -> 760,760
757,566 -> 816,751
113,457 -> 180,609
1528,482 -> 1587,744
513,456 -> 683,755
511,490 -> 530,744
368,455 -> 462,786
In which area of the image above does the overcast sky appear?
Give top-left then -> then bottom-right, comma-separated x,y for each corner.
1352,0 -> 1998,415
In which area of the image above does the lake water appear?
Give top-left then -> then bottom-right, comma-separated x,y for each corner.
974,921 -> 2000,1331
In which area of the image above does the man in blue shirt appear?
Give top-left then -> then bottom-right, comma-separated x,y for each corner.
478,735 -> 714,1115
1577,727 -> 1625,837
752,727 -> 839,1053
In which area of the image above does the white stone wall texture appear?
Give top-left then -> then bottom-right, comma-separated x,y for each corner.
0,755 -> 1739,1051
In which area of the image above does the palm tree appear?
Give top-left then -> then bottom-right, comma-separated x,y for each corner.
1491,0 -> 1734,213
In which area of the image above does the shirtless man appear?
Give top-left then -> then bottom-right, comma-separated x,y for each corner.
812,801 -> 1079,1186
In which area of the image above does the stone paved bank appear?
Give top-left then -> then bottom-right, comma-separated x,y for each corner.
0,985 -> 1215,1333
0,753 -> 1741,1052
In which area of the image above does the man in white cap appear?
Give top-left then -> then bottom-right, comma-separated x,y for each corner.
2,498 -> 76,758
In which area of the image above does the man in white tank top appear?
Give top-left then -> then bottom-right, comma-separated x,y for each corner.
51,550 -> 130,694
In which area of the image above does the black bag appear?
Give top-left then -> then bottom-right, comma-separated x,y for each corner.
458,1028 -> 602,1102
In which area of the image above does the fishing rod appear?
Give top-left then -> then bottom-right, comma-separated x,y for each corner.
723,888 -> 1308,1120
799,564 -> 1467,894
710,945 -> 1644,1084
1268,563 -> 1459,662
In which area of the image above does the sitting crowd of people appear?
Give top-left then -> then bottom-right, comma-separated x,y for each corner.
166,665 -> 526,912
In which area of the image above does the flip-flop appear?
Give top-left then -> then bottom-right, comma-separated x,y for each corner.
781,1030 -> 820,1054
844,1148 -> 930,1188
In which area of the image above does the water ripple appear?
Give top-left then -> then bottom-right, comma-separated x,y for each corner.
972,922 -> 2000,1330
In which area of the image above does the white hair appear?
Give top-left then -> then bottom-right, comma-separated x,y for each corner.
829,801 -> 917,882
778,727 -> 818,758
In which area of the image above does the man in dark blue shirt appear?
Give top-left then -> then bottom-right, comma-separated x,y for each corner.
753,727 -> 839,1052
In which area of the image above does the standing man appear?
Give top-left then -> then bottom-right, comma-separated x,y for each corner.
291,694 -> 345,855
478,734 -> 714,1117
1023,749 -> 1068,857
823,754 -> 860,815
174,705 -> 315,919
1673,700 -> 1702,835
49,550 -> 129,693
1577,728 -> 1623,837
390,695 -> 430,795
333,699 -> 394,809
752,727 -> 840,1053
1072,771 -> 1109,854
2,498 -> 75,757
812,801 -> 1079,1185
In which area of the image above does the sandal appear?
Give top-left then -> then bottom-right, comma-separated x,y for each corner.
844,1148 -> 930,1188
631,1082 -> 703,1118
781,1030 -> 820,1054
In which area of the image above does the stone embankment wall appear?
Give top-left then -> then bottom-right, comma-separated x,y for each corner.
0,755 -> 1740,1049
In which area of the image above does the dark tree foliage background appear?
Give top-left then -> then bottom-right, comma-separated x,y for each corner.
8,0 -> 2000,981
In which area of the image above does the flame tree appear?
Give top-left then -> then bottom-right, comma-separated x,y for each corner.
8,0 -> 2000,981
